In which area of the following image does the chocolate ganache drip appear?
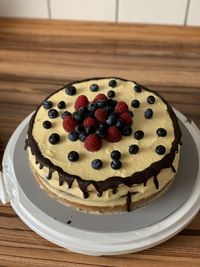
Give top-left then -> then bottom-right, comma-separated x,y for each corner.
25,77 -> 182,212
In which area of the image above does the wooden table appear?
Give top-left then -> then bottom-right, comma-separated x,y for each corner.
0,18 -> 200,267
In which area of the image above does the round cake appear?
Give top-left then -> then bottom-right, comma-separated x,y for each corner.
25,77 -> 182,213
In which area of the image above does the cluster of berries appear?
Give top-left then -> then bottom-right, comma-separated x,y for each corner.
62,93 -> 133,152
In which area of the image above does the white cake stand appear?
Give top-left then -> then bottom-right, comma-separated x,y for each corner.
0,109 -> 200,256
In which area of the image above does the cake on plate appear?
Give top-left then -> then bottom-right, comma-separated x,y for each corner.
25,77 -> 182,213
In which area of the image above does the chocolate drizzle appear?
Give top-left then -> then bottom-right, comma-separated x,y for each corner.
25,77 -> 182,212
171,165 -> 176,173
126,192 -> 131,212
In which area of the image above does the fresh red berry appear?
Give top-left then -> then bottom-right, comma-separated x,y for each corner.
115,101 -> 129,114
94,108 -> 108,123
83,117 -> 98,129
74,95 -> 89,110
84,134 -> 102,152
63,115 -> 77,132
106,126 -> 122,142
93,93 -> 108,103
120,112 -> 133,125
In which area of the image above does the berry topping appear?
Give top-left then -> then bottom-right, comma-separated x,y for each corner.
79,132 -> 86,142
68,131 -> 79,141
156,128 -> 167,137
68,151 -> 79,162
93,93 -> 108,103
90,84 -> 99,92
134,130 -> 144,140
104,105 -> 114,114
96,100 -> 107,108
91,159 -> 103,170
106,113 -> 118,125
134,85 -> 142,93
122,125 -> 132,136
75,95 -> 89,110
75,125 -> 85,133
155,145 -> 166,155
63,115 -> 78,132
144,108 -> 153,119
94,108 -> 108,123
107,90 -> 115,98
107,99 -> 117,107
108,79 -> 117,88
111,150 -> 121,160
73,109 -> 85,122
115,101 -> 129,114
65,85 -> 76,96
147,95 -> 155,104
131,99 -> 140,108
57,101 -> 66,109
49,133 -> 60,144
129,110 -> 134,117
87,102 -> 97,112
84,134 -> 102,152
106,126 -> 122,142
83,117 -> 98,129
43,120 -> 52,129
86,125 -> 96,135
48,109 -> 58,119
129,144 -> 139,154
61,111 -> 71,119
115,119 -> 125,130
120,112 -> 133,125
110,160 -> 122,170
43,100 -> 53,110
95,128 -> 106,139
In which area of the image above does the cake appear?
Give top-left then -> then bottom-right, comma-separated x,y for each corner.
25,77 -> 182,213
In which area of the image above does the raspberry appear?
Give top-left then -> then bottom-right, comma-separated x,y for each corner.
84,134 -> 102,152
115,101 -> 129,114
63,115 -> 77,132
120,112 -> 133,125
106,126 -> 122,142
94,108 -> 108,123
75,95 -> 89,110
93,93 -> 108,103
83,117 -> 98,129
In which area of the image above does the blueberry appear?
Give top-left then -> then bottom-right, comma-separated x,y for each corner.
68,151 -> 79,162
65,85 -> 76,96
91,159 -> 103,170
131,99 -> 140,108
122,126 -> 132,136
108,79 -> 117,88
61,111 -> 71,119
49,133 -> 60,144
57,101 -> 66,109
134,85 -> 142,93
75,125 -> 85,133
110,160 -> 122,170
43,100 -> 53,110
95,128 -> 106,139
43,120 -> 52,129
104,105 -> 114,114
107,90 -> 115,98
156,128 -> 167,137
134,130 -> 144,140
144,108 -> 153,119
155,145 -> 166,155
129,144 -> 139,154
111,150 -> 121,160
106,113 -> 118,125
86,126 -> 95,135
99,123 -> 109,130
48,109 -> 58,119
90,83 -> 99,92
73,111 -> 84,122
147,95 -> 155,104
96,100 -> 107,108
115,119 -> 125,130
87,103 -> 97,113
68,132 -> 79,141
107,99 -> 117,107
79,133 -> 86,142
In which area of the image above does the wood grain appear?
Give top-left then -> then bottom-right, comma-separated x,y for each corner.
0,18 -> 200,266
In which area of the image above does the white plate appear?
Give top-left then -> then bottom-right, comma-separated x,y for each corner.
1,109 -> 200,256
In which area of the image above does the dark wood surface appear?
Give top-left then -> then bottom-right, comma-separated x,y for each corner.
0,18 -> 200,266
